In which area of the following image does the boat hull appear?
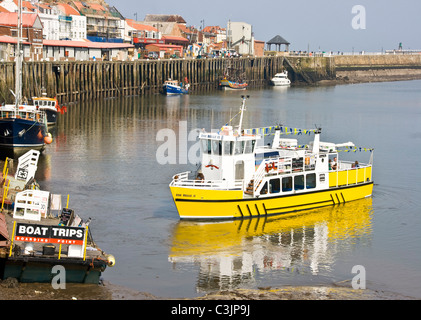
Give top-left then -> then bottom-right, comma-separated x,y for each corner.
40,108 -> 58,126
0,118 -> 47,156
1,256 -> 107,284
163,84 -> 188,95
170,182 -> 373,220
219,79 -> 248,90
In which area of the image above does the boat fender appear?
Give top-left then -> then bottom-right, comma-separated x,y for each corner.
44,132 -> 53,144
106,254 -> 116,267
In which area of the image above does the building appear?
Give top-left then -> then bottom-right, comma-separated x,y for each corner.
43,39 -> 134,61
141,14 -> 189,48
36,2 -> 60,41
0,34 -> 30,60
55,2 -> 86,41
254,39 -> 265,57
202,26 -> 226,44
0,12 -> 43,60
125,18 -> 162,48
145,43 -> 183,59
71,1 -> 123,42
227,21 -> 254,56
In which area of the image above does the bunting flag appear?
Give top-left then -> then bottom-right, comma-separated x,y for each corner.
338,146 -> 374,152
245,125 -> 317,136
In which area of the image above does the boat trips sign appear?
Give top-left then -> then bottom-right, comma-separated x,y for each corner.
14,223 -> 86,245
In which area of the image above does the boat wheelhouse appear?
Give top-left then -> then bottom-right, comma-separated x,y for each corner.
169,96 -> 374,220
32,94 -> 61,126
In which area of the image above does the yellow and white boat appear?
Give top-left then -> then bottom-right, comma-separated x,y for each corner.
169,96 -> 374,220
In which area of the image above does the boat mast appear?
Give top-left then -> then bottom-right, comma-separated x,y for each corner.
237,95 -> 249,134
15,0 -> 23,108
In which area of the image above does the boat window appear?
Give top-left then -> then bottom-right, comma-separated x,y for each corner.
34,101 -> 39,106
234,141 -> 244,155
201,139 -> 212,155
260,181 -> 268,195
269,178 -> 280,194
244,140 -> 255,154
294,175 -> 305,190
306,173 -> 316,189
212,140 -> 222,156
282,177 -> 292,192
223,141 -> 234,155
292,158 -> 303,172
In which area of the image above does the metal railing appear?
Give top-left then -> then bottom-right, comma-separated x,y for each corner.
170,171 -> 243,190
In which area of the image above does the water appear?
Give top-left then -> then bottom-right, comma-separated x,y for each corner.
30,80 -> 421,298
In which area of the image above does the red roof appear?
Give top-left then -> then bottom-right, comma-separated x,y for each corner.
56,3 -> 81,16
43,39 -> 134,49
126,19 -> 158,32
0,35 -> 30,44
162,35 -> 189,43
0,12 -> 39,27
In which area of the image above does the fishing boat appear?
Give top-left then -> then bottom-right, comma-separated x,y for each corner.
169,96 -> 374,220
31,92 -> 62,126
0,4 -> 51,157
219,64 -> 248,90
271,70 -> 291,86
219,78 -> 248,90
162,79 -> 190,95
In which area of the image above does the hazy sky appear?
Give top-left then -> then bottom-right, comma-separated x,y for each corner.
107,0 -> 420,52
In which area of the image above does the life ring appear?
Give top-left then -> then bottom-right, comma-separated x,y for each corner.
205,164 -> 219,170
272,162 -> 276,170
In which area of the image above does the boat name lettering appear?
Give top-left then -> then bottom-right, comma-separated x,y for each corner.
15,223 -> 85,245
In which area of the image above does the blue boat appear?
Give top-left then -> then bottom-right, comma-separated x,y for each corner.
162,79 -> 190,95
0,6 -> 52,158
0,105 -> 50,157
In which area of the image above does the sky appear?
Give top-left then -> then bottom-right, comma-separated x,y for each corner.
107,0 -> 421,53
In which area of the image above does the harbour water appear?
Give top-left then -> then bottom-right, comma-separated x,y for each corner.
33,80 -> 421,299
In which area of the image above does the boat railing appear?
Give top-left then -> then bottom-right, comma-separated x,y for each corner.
253,157 -> 293,195
329,161 -> 373,187
170,171 -> 243,189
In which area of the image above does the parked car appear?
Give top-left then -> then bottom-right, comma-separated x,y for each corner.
148,52 -> 159,59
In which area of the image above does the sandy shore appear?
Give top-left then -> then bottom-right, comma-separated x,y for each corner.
0,278 -> 416,300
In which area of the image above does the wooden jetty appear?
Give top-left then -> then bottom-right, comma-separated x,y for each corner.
0,56 -> 305,105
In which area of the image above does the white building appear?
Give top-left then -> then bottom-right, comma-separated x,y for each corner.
55,3 -> 86,41
227,21 -> 254,56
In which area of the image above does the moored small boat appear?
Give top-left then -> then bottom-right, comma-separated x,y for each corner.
219,78 -> 248,90
271,70 -> 291,86
163,79 -> 190,95
32,93 -> 64,126
169,96 -> 374,220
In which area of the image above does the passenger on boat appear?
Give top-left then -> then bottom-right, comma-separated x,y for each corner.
352,161 -> 360,168
196,171 -> 205,181
331,157 -> 338,170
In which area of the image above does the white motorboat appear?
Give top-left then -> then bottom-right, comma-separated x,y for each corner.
271,70 -> 291,86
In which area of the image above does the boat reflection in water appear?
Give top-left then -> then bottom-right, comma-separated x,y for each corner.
169,198 -> 373,293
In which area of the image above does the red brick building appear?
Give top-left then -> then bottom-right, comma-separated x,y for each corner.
0,12 -> 43,60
